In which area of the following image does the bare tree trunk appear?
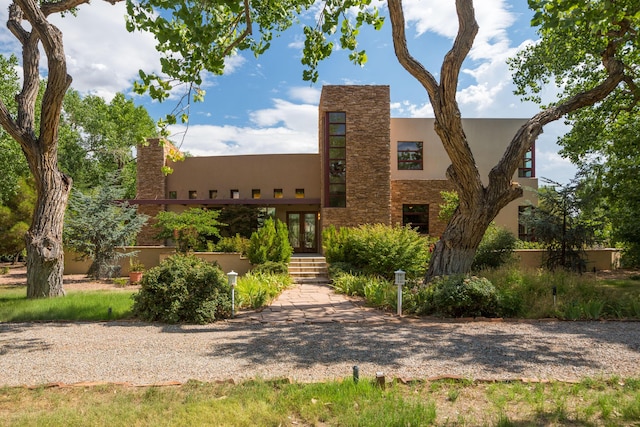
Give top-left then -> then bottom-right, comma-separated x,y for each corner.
26,159 -> 71,298
426,208 -> 491,279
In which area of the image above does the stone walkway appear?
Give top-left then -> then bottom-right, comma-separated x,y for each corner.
231,282 -> 395,324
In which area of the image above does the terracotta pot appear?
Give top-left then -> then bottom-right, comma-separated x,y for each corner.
129,271 -> 143,284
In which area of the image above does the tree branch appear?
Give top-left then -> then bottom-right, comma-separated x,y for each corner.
387,0 -> 439,99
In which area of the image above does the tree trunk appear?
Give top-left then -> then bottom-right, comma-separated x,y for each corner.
25,160 -> 71,298
425,205 -> 493,281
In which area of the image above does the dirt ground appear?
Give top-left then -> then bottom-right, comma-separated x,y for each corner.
0,263 -> 139,291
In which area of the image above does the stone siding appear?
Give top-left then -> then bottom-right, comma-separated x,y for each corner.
136,138 -> 176,245
391,180 -> 455,238
319,85 -> 391,230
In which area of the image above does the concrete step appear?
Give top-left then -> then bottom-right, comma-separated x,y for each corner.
289,256 -> 329,284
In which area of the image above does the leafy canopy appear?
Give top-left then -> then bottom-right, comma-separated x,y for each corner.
125,0 -> 383,131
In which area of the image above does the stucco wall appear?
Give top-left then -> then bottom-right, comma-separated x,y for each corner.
64,247 -> 251,276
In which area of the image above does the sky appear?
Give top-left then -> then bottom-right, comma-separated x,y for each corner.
0,0 -> 577,183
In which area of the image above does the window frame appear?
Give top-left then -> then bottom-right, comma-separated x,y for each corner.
397,141 -> 424,170
402,204 -> 429,234
324,111 -> 347,208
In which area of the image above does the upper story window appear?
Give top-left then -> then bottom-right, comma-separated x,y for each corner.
397,141 -> 423,170
252,189 -> 261,199
209,190 -> 217,199
518,143 -> 535,178
168,191 -> 177,199
295,189 -> 305,199
518,206 -> 535,241
188,190 -> 197,199
230,189 -> 240,199
274,188 -> 283,199
326,112 -> 347,207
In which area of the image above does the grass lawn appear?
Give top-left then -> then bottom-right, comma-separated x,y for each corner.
0,285 -> 135,322
1,377 -> 640,426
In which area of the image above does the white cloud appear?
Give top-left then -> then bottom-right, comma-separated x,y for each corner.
48,2 -> 161,101
167,96 -> 318,156
288,86 -> 321,104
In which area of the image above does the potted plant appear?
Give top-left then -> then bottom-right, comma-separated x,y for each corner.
129,259 -> 145,284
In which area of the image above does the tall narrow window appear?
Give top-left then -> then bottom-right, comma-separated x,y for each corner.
325,112 -> 346,207
518,206 -> 534,241
402,204 -> 429,234
518,143 -> 535,178
397,141 -> 423,170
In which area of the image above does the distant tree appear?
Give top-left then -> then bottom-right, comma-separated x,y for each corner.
0,177 -> 36,262
0,55 -> 29,204
154,208 -> 224,253
521,180 -> 605,272
64,176 -> 148,279
59,90 -> 157,198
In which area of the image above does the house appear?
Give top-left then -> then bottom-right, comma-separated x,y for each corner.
134,85 -> 537,252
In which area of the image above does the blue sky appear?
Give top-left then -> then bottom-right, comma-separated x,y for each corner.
0,0 -> 576,183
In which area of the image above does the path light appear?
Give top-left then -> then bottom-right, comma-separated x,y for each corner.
395,269 -> 405,316
353,365 -> 359,384
228,271 -> 238,318
552,286 -> 557,307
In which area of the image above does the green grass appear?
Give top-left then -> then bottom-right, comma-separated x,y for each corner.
0,285 -> 135,322
1,377 -> 639,426
235,272 -> 293,309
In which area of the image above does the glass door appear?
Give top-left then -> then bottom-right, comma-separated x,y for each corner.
287,212 -> 318,253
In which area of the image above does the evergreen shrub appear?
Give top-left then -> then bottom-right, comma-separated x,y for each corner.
430,275 -> 500,318
132,254 -> 231,324
247,218 -> 293,265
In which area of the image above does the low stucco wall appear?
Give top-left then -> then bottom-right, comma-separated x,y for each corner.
64,247 -> 251,276
515,249 -> 621,271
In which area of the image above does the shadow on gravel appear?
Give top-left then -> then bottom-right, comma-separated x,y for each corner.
176,321 -> 640,375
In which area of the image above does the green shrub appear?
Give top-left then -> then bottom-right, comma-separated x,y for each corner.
472,225 -> 517,271
247,218 -> 293,265
323,224 -> 433,280
132,254 -> 231,324
252,261 -> 288,275
236,272 -> 292,309
330,271 -> 368,296
430,275 -> 500,318
211,234 -> 249,254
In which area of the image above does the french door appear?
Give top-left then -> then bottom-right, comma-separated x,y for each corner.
287,212 -> 318,253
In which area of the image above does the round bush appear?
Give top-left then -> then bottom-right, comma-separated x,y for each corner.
431,275 -> 500,318
132,254 -> 231,324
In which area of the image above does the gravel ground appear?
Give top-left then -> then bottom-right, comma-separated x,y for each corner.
1,319 -> 640,387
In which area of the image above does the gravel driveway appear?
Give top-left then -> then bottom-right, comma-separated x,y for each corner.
1,319 -> 639,387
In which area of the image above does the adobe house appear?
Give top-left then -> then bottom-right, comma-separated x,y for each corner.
134,85 -> 538,253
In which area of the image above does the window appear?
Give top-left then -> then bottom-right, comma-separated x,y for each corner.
397,141 -> 423,170
402,204 -> 429,234
518,143 -> 535,178
188,190 -> 197,199
258,207 -> 276,226
252,189 -> 261,199
518,206 -> 535,241
230,189 -> 239,199
295,188 -> 305,199
209,190 -> 217,199
325,112 -> 346,207
274,188 -> 283,199
168,191 -> 177,199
